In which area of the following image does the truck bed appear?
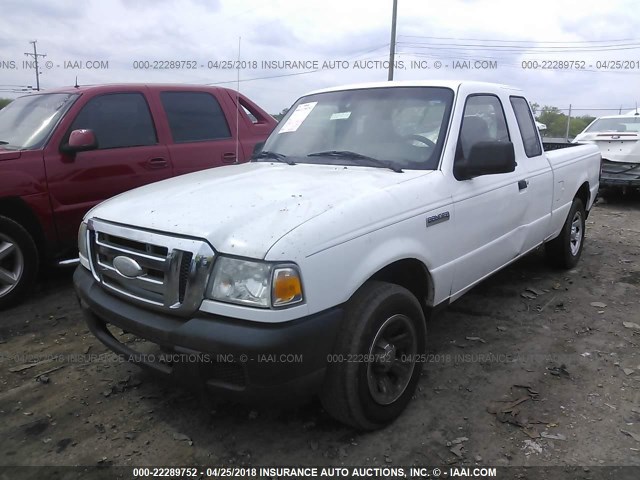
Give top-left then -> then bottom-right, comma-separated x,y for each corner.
543,141 -> 579,151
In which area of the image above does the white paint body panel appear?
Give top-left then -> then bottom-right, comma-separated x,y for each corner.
574,114 -> 640,164
84,81 -> 601,323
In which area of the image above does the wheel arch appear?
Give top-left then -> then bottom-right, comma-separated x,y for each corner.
366,258 -> 434,313
0,197 -> 46,258
575,181 -> 590,210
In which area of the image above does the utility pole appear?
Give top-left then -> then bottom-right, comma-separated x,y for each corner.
24,41 -> 46,91
564,104 -> 572,142
387,0 -> 398,81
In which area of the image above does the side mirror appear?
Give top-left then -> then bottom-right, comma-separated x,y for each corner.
252,141 -> 265,156
61,129 -> 98,154
454,141 -> 516,180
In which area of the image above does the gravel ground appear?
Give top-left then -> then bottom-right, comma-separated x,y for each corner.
1,195 -> 639,476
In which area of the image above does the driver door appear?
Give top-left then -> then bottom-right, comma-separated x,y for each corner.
449,93 -> 530,297
44,91 -> 172,247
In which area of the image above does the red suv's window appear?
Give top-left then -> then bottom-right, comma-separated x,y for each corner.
69,93 -> 157,149
160,92 -> 231,143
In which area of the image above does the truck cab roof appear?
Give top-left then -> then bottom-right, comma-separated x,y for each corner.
307,80 -> 523,96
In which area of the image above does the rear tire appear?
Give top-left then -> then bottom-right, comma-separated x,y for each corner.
0,216 -> 39,310
545,198 -> 585,269
320,281 -> 426,430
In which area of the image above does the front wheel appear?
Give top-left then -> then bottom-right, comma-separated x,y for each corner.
320,281 -> 426,430
0,216 -> 39,310
545,198 -> 586,269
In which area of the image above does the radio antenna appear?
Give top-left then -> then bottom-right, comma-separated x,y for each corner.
235,36 -> 241,163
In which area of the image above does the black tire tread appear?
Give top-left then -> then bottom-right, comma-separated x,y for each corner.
320,281 -> 424,430
545,198 -> 585,269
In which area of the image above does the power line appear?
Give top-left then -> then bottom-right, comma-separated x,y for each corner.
208,69 -> 322,85
397,42 -> 640,53
398,51 -> 640,75
398,35 -> 640,44
206,43 -> 390,86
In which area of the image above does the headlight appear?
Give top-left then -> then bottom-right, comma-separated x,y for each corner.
78,222 -> 89,269
208,257 -> 303,308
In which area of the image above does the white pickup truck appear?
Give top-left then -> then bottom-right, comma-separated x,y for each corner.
74,81 -> 600,430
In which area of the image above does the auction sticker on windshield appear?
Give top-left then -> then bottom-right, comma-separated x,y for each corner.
279,102 -> 317,133
330,111 -> 351,120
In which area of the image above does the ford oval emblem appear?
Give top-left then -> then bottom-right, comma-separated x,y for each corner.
113,256 -> 143,278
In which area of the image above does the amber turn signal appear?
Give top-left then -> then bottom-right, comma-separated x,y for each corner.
272,267 -> 303,306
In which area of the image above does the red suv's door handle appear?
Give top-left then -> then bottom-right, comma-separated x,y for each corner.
147,157 -> 168,169
222,152 -> 237,163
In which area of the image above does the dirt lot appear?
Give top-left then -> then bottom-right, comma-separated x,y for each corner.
1,195 -> 639,474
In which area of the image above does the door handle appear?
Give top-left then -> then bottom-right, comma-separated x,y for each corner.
222,152 -> 237,163
518,179 -> 529,191
147,157 -> 168,169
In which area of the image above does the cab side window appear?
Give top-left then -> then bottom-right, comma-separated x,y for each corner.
510,96 -> 542,157
456,95 -> 510,162
69,93 -> 157,149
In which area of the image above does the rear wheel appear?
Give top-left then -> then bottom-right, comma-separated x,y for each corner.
0,216 -> 39,310
320,281 -> 426,430
545,198 -> 585,269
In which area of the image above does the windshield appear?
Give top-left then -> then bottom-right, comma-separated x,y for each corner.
585,116 -> 640,133
260,87 -> 454,170
0,93 -> 78,150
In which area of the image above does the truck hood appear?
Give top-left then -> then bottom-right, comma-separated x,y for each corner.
89,162 -> 431,259
0,149 -> 21,161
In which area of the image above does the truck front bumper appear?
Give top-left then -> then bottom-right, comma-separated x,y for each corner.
601,160 -> 640,187
74,267 -> 343,403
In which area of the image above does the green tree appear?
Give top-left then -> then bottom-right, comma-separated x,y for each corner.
272,107 -> 289,122
569,115 -> 596,137
537,106 -> 565,137
0,98 -> 12,110
535,105 -> 595,139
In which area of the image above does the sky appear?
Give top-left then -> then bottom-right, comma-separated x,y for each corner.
1,0 -> 639,116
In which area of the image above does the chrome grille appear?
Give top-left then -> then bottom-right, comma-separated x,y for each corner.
87,219 -> 215,316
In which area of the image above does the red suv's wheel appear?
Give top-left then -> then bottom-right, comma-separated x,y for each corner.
0,216 -> 39,309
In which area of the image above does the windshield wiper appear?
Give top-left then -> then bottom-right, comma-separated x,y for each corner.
253,150 -> 296,165
307,150 -> 403,173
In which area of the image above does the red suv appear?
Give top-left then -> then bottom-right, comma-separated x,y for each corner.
0,84 -> 276,308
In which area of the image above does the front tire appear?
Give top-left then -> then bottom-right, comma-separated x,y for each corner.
0,216 -> 39,310
320,281 -> 426,430
545,198 -> 585,269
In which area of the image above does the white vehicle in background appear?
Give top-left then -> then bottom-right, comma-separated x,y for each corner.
574,110 -> 640,193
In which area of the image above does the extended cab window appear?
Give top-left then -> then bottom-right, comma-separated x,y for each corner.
510,96 -> 542,157
456,95 -> 510,161
69,93 -> 157,149
239,97 -> 270,125
160,92 -> 231,142
241,105 -> 258,124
